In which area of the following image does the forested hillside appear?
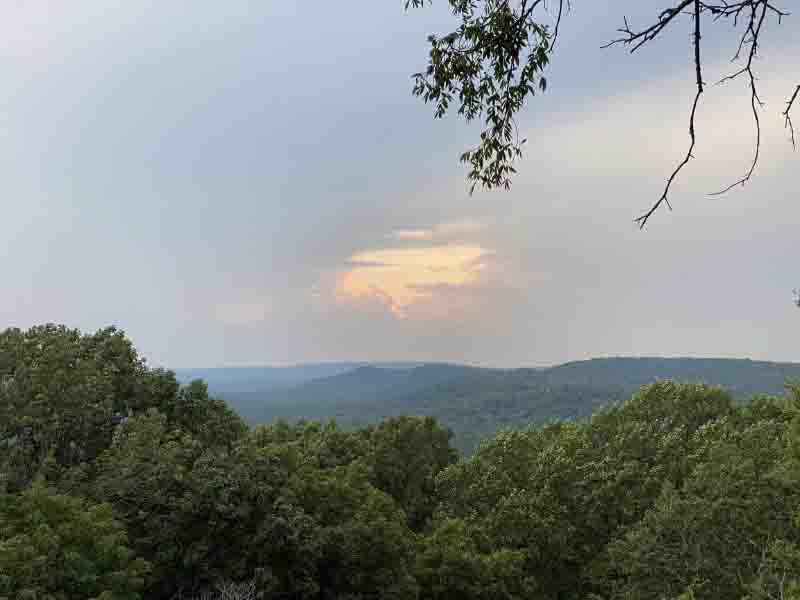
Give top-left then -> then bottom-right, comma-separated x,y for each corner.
3,325 -> 800,599
174,363 -> 367,397
197,358 -> 800,453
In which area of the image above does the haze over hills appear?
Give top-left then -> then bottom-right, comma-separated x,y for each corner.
174,363 -> 366,395
174,362 -> 430,396
180,357 -> 800,454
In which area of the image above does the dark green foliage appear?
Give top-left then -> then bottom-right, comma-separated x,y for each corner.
600,413 -> 799,599
286,464 -> 418,600
0,325 -> 247,493
415,519 -> 536,600
0,325 -> 149,491
361,416 -> 458,531
431,382 -> 800,599
160,379 -> 248,450
4,324 -> 800,599
87,410 -> 211,595
0,483 -> 149,599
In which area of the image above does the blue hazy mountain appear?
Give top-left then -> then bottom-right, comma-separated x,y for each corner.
182,357 -> 800,454
174,362 -> 431,396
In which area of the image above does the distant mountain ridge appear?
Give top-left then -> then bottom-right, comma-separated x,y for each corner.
175,363 -> 365,392
174,362 -> 429,395
180,357 -> 800,454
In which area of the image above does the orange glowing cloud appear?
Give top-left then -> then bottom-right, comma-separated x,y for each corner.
336,244 -> 490,317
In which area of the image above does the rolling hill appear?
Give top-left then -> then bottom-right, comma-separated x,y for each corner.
184,357 -> 800,454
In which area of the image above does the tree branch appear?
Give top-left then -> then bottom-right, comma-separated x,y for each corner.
635,0 -> 704,229
783,84 -> 800,149
411,1 -> 792,223
605,0 -> 790,226
603,0 -> 694,53
710,1 -> 768,195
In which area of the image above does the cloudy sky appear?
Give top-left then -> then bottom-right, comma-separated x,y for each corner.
1,1 -> 798,368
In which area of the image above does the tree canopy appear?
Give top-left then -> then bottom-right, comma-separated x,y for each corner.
3,324 -> 800,598
0,483 -> 149,600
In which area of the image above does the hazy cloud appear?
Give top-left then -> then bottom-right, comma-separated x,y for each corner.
391,219 -> 487,242
1,1 -> 797,367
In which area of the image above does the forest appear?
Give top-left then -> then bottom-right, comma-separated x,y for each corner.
2,324 -> 800,599
183,358 -> 800,455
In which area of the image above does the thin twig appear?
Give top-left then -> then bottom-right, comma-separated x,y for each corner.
783,84 -> 800,149
603,0 -> 789,225
551,0 -> 571,50
635,0 -> 704,229
711,1 -> 768,195
603,0 -> 694,53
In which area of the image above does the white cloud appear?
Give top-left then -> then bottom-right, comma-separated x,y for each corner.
391,218 -> 486,242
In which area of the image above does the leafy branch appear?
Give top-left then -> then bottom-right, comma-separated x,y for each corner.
410,0 -> 794,228
407,0 -> 566,192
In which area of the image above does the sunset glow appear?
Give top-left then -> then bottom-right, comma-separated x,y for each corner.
336,244 -> 489,316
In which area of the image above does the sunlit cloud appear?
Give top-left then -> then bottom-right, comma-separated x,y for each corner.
391,219 -> 486,242
336,244 -> 491,318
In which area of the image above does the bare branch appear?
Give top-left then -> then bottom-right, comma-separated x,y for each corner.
603,0 -> 694,53
711,1 -> 768,195
783,84 -> 800,149
635,0 -> 704,229
551,0 -> 571,49
604,0 -> 790,225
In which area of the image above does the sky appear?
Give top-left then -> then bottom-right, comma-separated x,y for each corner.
1,1 -> 798,368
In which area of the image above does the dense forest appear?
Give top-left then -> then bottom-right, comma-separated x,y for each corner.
3,324 -> 800,599
181,358 -> 800,454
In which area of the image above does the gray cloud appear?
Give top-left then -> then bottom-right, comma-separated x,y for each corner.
0,1 -> 797,367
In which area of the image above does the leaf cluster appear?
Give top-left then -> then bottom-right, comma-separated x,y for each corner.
408,1 -> 561,192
